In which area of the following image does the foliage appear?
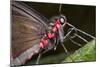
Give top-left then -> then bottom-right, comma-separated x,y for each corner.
62,40 -> 96,63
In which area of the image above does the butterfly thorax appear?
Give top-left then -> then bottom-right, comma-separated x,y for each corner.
39,16 -> 65,49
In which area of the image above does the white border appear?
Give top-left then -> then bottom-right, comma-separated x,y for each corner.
0,0 -> 97,67
0,0 -> 10,67
16,0 -> 96,5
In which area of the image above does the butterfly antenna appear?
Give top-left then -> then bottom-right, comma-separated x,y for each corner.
59,4 -> 62,15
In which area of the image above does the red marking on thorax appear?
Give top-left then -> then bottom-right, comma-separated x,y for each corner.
47,32 -> 55,39
39,18 -> 61,48
52,19 -> 61,32
39,38 -> 48,48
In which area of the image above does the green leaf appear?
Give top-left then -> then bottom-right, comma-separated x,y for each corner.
62,40 -> 96,63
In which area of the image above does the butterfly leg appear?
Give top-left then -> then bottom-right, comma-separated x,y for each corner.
74,34 -> 88,43
65,22 -> 95,39
61,43 -> 67,53
69,37 -> 82,47
64,27 -> 76,40
57,26 -> 75,62
60,42 -> 75,62
36,40 -> 57,64
36,49 -> 51,65
63,26 -> 89,45
36,53 -> 42,64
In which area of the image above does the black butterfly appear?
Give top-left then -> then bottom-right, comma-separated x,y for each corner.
11,1 -> 95,66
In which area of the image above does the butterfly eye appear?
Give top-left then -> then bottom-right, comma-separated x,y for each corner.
60,17 -> 65,23
59,15 -> 66,24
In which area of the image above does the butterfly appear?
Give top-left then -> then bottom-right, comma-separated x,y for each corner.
11,1 -> 95,66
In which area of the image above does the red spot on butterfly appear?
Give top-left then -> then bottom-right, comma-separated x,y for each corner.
47,32 -> 55,38
39,42 -> 44,48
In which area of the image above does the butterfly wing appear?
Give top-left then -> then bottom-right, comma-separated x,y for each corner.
11,1 -> 49,65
